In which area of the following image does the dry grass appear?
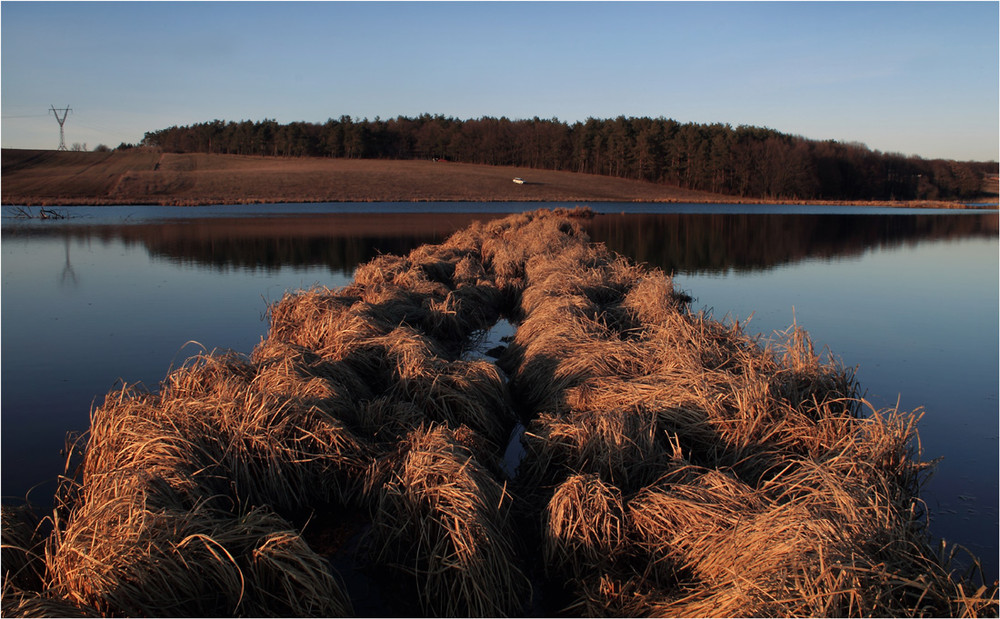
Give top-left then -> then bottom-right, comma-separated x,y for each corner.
3,148 -> 984,207
18,346 -> 371,615
2,505 -> 47,592
5,207 -> 995,617
79,352 -> 372,512
1,149 -> 160,201
1,580 -> 100,618
2,149 -> 730,205
368,425 -> 530,616
45,499 -> 351,617
521,406 -> 668,490
544,474 -> 626,577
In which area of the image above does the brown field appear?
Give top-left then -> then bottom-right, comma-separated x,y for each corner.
1,148 -> 980,207
3,209 -> 995,617
1,148 -> 724,205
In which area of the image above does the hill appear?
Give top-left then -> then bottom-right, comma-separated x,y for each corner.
0,148 -> 985,207
142,116 -> 998,203
0,149 -> 737,205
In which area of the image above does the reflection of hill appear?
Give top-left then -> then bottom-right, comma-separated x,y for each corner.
10,211 -> 997,276
586,213 -> 999,274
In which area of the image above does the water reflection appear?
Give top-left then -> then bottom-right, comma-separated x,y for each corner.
588,212 -> 997,274
6,211 -> 995,275
60,237 -> 79,287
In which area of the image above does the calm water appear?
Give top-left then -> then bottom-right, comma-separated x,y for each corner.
2,202 -> 997,581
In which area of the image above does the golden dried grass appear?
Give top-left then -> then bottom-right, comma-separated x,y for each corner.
368,424 -> 530,616
544,474 -> 626,577
389,354 -> 515,449
45,500 -> 351,617
521,406 -> 667,490
90,356 -> 373,511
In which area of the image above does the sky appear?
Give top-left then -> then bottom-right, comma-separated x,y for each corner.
2,1 -> 997,161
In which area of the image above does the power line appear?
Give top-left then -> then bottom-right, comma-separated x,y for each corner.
50,104 -> 72,151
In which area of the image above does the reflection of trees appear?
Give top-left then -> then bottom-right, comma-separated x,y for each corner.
22,214 -> 508,275
10,212 -> 997,277
585,213 -> 999,274
144,232 -> 431,275
129,213 -> 505,273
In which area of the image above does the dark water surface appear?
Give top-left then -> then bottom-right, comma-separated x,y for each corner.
2,202 -> 997,581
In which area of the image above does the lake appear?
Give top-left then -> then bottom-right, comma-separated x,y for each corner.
2,202 -> 997,582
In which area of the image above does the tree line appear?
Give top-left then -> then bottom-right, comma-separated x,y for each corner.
137,115 -> 996,201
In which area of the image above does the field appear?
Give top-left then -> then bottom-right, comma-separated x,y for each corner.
3,209 -> 995,617
2,148 -> 983,207
2,149 -> 730,205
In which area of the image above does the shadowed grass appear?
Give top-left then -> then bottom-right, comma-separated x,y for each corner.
544,474 -> 626,578
2,504 -> 47,592
45,499 -> 351,617
368,424 -> 530,616
1,580 -> 100,618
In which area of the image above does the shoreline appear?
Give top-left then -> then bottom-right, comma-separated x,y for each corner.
3,196 -> 994,209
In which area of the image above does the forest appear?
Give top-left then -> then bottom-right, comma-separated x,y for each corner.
138,115 -> 996,202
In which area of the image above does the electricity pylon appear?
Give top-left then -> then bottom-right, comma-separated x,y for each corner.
50,105 -> 72,151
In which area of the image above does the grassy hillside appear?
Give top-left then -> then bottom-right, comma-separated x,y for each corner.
1,149 -> 161,201
2,149 -> 730,206
4,149 -> 988,207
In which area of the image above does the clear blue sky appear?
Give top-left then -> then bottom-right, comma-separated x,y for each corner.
2,1 -> 997,161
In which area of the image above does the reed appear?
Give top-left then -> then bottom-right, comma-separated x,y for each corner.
2,504 -> 46,592
543,473 -> 626,578
86,356 -> 373,511
26,344 -> 369,615
250,338 -> 373,412
1,581 -> 100,618
45,499 -> 351,617
388,353 -> 516,449
621,269 -> 687,325
520,406 -> 668,491
265,288 -> 383,361
368,424 -> 530,616
627,466 -> 840,615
